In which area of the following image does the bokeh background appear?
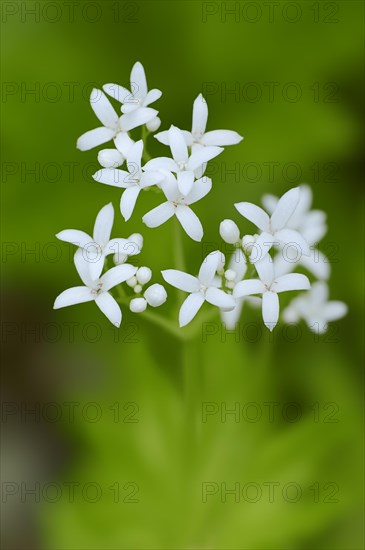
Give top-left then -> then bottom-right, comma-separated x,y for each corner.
1,1 -> 364,548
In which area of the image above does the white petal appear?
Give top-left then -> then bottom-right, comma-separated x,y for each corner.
56,229 -> 93,249
88,253 -> 105,282
199,250 -> 223,287
233,279 -> 265,298
205,287 -> 236,311
98,149 -> 124,168
255,256 -> 275,287
310,281 -> 329,303
90,89 -> 119,128
192,94 -> 208,136
140,171 -> 164,188
143,157 -> 177,172
120,186 -> 141,221
300,249 -> 330,280
95,293 -> 122,327
262,291 -> 279,331
274,228 -> 310,256
270,187 -> 300,232
130,61 -> 148,99
100,264 -> 137,291
54,286 -> 93,309
179,292 -> 205,327
161,270 -> 200,292
249,232 -> 275,263
234,202 -> 270,232
126,140 -> 143,173
103,83 -> 131,103
93,168 -> 131,188
322,301 -> 348,322
201,130 -> 243,146
73,249 -> 94,286
93,203 -> 114,245
144,88 -> 162,106
159,172 -> 180,201
261,193 -> 278,214
294,185 -> 313,218
77,127 -> 115,151
272,273 -> 310,293
114,132 -> 135,157
228,248 -> 247,281
175,205 -> 203,242
188,146 -> 223,171
221,301 -> 243,330
142,202 -> 175,227
120,108 -> 158,132
154,130 -> 169,145
177,171 -> 194,196
185,177 -> 212,204
169,126 -> 188,163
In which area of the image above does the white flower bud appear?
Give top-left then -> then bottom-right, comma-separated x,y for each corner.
128,233 -> 143,254
126,276 -> 137,288
113,252 -> 128,265
134,284 -> 143,294
220,219 -> 240,244
224,269 -> 236,282
225,281 -> 235,290
129,297 -> 147,313
146,116 -> 161,132
98,149 -> 124,168
136,266 -> 152,285
144,283 -> 167,307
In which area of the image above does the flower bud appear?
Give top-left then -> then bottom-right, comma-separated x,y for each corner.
144,283 -> 167,307
126,276 -> 137,288
224,269 -> 236,282
241,234 -> 256,254
136,266 -> 152,285
128,233 -> 143,254
98,149 -> 124,168
113,252 -> 128,265
129,297 -> 147,313
134,284 -> 143,294
220,219 -> 240,244
146,116 -> 161,132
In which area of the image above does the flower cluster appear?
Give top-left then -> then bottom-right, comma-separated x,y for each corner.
54,61 -> 347,335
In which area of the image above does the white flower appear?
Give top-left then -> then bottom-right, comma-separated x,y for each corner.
54,250 -> 137,327
76,88 -> 157,151
235,187 -> 310,262
233,255 -> 310,331
103,61 -> 162,115
162,251 -> 236,327
155,94 -> 243,149
144,283 -> 167,307
144,125 -> 223,196
142,172 -> 212,242
282,281 -> 347,333
262,184 -> 327,245
92,140 -> 164,221
56,203 -> 141,280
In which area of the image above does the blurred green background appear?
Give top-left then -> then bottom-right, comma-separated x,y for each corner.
1,1 -> 364,548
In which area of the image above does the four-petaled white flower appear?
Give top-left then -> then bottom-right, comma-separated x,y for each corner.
162,251 -> 236,327
235,187 -> 310,262
282,281 -> 347,334
233,255 -> 310,331
144,125 -> 223,196
54,249 -> 137,327
56,203 -> 141,280
103,61 -> 162,115
76,88 -> 158,151
142,172 -> 211,241
155,94 -> 243,149
92,141 -> 164,221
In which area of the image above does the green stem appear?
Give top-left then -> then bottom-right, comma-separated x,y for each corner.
141,126 -> 152,162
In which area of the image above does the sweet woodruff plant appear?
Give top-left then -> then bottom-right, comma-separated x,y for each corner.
54,62 -> 347,334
